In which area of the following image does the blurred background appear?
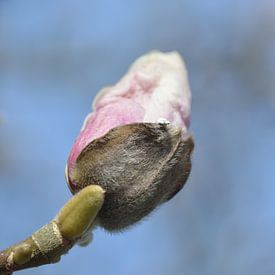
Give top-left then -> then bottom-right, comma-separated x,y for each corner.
0,0 -> 274,274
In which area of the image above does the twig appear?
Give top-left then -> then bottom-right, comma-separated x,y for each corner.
0,185 -> 104,274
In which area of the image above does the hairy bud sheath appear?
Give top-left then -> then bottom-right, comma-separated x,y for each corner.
66,51 -> 194,231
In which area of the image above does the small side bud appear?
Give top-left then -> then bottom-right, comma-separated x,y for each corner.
56,185 -> 105,240
13,244 -> 32,265
76,231 -> 93,247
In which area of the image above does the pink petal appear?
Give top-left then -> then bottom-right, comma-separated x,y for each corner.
67,51 -> 192,186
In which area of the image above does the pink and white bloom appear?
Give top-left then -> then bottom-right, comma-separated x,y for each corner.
66,51 -> 194,231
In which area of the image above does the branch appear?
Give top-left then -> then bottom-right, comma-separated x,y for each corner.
0,185 -> 105,274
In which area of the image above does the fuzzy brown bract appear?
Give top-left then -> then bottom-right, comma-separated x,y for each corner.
70,123 -> 194,231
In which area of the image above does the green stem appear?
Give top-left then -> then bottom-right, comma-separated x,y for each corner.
0,185 -> 105,274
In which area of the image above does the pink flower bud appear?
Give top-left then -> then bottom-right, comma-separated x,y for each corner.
66,51 -> 194,231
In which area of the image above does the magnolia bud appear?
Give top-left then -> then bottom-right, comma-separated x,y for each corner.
66,51 -> 194,231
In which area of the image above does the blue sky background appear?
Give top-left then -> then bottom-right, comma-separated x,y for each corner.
0,1 -> 275,274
